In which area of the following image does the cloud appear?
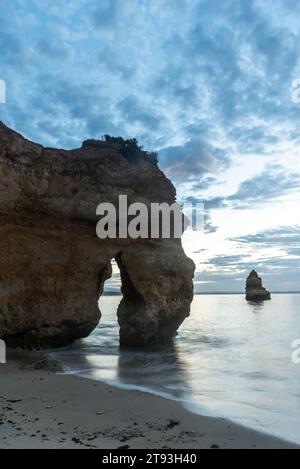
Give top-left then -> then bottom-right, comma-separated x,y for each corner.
1,0 -> 300,290
98,46 -> 136,79
232,225 -> 300,255
1,0 -> 300,156
191,176 -> 219,191
229,125 -> 279,155
183,195 -> 223,232
186,164 -> 300,214
90,0 -> 120,30
194,225 -> 300,292
227,164 -> 300,208
159,139 -> 229,182
117,95 -> 163,132
180,156 -> 300,231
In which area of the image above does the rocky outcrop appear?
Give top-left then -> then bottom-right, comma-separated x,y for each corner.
33,357 -> 65,373
245,270 -> 271,301
0,122 -> 195,348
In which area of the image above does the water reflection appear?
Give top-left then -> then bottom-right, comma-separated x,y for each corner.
246,300 -> 265,313
117,343 -> 189,398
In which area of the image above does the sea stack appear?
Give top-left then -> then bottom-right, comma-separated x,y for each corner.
245,270 -> 271,301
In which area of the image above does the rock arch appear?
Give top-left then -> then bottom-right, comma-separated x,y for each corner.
0,123 -> 195,349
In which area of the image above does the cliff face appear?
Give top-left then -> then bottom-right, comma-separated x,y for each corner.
245,270 -> 271,301
0,122 -> 195,348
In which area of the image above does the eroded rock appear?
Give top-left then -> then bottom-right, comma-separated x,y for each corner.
33,357 -> 64,373
245,270 -> 271,301
0,122 -> 195,348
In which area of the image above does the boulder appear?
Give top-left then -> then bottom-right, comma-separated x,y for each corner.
33,357 -> 64,373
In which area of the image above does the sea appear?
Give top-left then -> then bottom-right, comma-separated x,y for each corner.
50,293 -> 300,444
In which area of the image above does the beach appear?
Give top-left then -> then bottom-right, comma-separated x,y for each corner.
0,356 -> 297,449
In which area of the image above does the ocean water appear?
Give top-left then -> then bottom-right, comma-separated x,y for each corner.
52,294 -> 300,444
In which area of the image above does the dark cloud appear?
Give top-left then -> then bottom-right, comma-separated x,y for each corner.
159,139 -> 229,182
229,126 -> 279,155
227,164 -> 300,208
191,176 -> 219,191
183,195 -> 222,233
153,68 -> 200,110
117,95 -> 163,132
0,31 -> 25,66
232,225 -> 300,255
186,164 -> 300,213
90,0 -> 120,30
184,195 -> 225,210
98,47 -> 136,79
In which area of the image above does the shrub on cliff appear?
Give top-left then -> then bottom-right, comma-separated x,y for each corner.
103,135 -> 158,165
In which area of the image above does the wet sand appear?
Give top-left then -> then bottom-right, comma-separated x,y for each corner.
0,358 -> 298,449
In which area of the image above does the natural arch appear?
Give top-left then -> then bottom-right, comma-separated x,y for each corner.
0,122 -> 195,349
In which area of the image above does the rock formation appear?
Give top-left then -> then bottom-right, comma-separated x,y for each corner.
0,122 -> 195,348
245,270 -> 271,301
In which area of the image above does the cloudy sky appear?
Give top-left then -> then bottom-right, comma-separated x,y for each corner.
1,0 -> 300,292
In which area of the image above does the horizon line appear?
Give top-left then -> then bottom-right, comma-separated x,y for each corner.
103,290 -> 300,295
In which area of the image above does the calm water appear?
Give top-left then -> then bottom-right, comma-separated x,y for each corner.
52,294 -> 300,444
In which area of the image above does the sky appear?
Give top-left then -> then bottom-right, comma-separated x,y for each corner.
1,0 -> 300,292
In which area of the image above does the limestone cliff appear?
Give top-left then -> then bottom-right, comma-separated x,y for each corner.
0,122 -> 195,348
245,270 -> 271,301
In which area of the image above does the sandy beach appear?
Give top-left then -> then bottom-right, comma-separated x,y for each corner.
0,354 -> 297,449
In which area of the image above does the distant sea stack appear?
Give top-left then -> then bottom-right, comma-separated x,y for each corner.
245,270 -> 271,301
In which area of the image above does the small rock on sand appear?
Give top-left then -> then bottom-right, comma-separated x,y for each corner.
33,358 -> 64,373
